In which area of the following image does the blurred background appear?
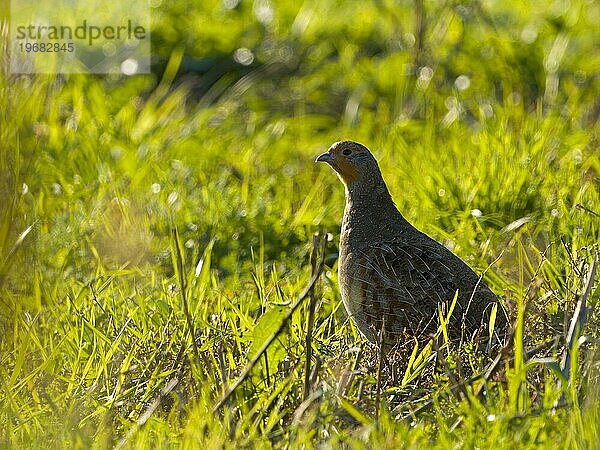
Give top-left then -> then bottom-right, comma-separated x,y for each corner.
4,0 -> 598,277
2,0 -> 599,302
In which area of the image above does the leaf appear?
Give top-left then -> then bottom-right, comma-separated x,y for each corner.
248,306 -> 288,374
195,238 -> 215,287
526,357 -> 567,385
488,302 -> 498,341
339,398 -> 373,426
402,339 -> 420,386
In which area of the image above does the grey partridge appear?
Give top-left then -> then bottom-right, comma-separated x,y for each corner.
316,141 -> 507,346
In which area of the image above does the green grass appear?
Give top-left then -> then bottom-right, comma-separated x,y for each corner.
1,0 -> 599,448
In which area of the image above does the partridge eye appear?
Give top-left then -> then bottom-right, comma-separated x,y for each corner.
342,149 -> 352,156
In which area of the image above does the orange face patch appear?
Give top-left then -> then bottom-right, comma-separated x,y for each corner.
333,157 -> 360,186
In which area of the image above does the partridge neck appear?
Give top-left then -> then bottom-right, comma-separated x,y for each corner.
341,176 -> 412,249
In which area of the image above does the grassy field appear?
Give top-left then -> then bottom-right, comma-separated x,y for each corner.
1,0 -> 599,448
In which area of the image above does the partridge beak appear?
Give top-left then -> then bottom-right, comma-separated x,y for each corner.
315,151 -> 333,163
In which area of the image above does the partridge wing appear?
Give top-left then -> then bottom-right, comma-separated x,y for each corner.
350,238 -> 481,339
